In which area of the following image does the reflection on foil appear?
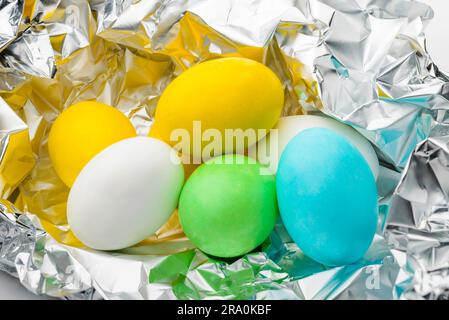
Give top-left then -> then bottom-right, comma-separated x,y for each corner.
0,0 -> 23,52
0,27 -> 56,78
0,205 -> 398,299
386,137 -> 449,299
0,0 -> 448,299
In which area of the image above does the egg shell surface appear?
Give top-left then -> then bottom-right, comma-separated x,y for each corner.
250,115 -> 379,178
68,137 -> 184,251
276,128 -> 378,266
178,154 -> 278,258
48,101 -> 136,187
150,57 -> 284,160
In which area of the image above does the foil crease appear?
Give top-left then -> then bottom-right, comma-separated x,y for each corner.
313,0 -> 448,170
0,0 -> 448,300
386,137 -> 449,299
1,204 -> 398,299
0,0 -> 23,52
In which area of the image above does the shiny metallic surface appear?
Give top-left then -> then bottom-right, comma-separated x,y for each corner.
0,0 -> 448,299
386,137 -> 449,299
0,0 -> 23,52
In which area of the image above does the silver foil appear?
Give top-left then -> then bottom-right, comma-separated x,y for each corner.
386,136 -> 449,299
1,0 -> 448,299
0,0 -> 23,52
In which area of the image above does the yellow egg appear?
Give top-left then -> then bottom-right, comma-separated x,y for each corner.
48,101 -> 136,187
150,58 -> 284,160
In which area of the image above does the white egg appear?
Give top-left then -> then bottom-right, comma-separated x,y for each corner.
67,137 -> 184,250
250,115 -> 379,179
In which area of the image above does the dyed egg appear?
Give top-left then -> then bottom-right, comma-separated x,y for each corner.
178,154 -> 277,258
150,58 -> 284,160
48,101 -> 136,187
276,128 -> 378,266
250,115 -> 379,178
68,137 -> 184,250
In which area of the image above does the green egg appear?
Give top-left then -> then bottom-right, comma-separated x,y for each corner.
178,154 -> 278,258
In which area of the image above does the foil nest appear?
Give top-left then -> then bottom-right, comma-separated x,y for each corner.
1,0 -> 449,300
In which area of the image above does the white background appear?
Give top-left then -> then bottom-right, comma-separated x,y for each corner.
423,0 -> 449,73
0,0 -> 448,299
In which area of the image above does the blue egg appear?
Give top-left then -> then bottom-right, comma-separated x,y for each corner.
276,127 -> 378,266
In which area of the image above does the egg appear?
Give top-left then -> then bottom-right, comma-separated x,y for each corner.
48,101 -> 136,187
67,137 -> 184,250
150,57 -> 284,160
250,115 -> 379,178
178,154 -> 277,258
276,128 -> 378,266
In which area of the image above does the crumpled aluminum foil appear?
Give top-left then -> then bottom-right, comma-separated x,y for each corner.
386,136 -> 449,299
0,0 -> 448,300
0,0 -> 23,52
